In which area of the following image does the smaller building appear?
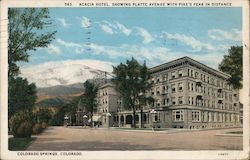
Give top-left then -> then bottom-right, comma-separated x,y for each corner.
75,99 -> 91,126
97,83 -> 120,127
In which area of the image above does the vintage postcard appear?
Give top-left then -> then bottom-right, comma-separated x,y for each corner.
0,0 -> 249,159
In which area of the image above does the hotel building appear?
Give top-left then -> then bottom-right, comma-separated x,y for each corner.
96,57 -> 241,129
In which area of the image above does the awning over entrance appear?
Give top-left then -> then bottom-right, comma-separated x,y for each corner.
92,115 -> 102,122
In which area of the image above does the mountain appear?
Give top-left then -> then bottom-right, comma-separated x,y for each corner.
37,83 -> 84,97
20,60 -> 114,108
20,59 -> 114,88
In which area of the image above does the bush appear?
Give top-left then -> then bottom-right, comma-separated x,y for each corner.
16,121 -> 33,138
32,123 -> 43,134
41,122 -> 48,129
9,110 -> 34,138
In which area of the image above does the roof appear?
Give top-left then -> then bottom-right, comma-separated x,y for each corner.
149,56 -> 230,79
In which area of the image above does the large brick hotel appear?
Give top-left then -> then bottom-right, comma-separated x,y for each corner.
88,57 -> 241,129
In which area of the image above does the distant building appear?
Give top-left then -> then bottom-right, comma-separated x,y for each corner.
96,57 -> 241,129
75,99 -> 91,126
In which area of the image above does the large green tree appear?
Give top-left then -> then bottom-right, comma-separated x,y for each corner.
83,80 -> 98,127
8,8 -> 56,117
219,46 -> 243,89
113,58 -> 152,128
8,77 -> 37,117
8,8 -> 56,77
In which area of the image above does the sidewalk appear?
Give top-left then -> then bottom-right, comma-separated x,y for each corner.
67,126 -> 243,135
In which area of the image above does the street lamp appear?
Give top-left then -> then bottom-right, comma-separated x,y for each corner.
106,112 -> 111,128
64,115 -> 69,127
150,109 -> 157,131
83,115 -> 88,128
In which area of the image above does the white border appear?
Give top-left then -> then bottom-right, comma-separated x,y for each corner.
0,0 -> 249,159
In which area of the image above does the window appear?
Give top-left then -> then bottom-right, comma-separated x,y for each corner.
157,76 -> 160,82
171,84 -> 176,92
211,78 -> 214,85
157,99 -> 160,107
151,78 -> 155,84
178,83 -> 183,91
195,72 -> 198,78
188,96 -> 191,104
172,97 -> 176,105
178,70 -> 183,77
151,89 -> 154,95
156,87 -> 160,94
191,70 -> 193,77
192,110 -> 201,122
229,94 -> 233,101
166,98 -> 169,106
163,74 -> 168,81
178,96 -> 183,104
172,110 -> 184,121
171,72 -> 176,79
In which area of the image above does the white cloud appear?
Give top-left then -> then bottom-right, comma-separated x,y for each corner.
115,22 -> 131,36
163,32 -> 215,52
56,38 -> 84,53
136,27 -> 154,44
56,18 -> 70,27
86,43 -> 171,66
56,38 -> 81,48
208,29 -> 242,41
81,16 -> 91,28
47,44 -> 61,54
100,24 -> 114,34
99,20 -> 132,36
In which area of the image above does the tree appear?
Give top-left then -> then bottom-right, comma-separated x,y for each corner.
219,46 -> 243,89
9,110 -> 34,138
8,77 -> 37,117
8,8 -> 56,77
113,58 -> 152,128
83,80 -> 98,127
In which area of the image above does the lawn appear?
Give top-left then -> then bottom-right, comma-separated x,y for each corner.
8,137 -> 35,151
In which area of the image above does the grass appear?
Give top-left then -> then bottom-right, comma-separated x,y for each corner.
8,137 -> 35,151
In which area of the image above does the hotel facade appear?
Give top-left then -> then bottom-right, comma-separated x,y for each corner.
95,57 -> 241,129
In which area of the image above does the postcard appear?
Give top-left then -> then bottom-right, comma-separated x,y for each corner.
0,0 -> 249,159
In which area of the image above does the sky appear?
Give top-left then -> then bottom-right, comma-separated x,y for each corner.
20,7 -> 242,71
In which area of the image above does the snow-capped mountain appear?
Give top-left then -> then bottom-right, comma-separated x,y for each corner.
20,60 -> 114,88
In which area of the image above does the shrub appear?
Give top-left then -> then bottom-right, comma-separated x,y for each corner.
32,123 -> 43,134
41,122 -> 48,129
16,121 -> 33,138
9,110 -> 34,138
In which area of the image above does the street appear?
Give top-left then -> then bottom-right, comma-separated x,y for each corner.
26,127 -> 243,150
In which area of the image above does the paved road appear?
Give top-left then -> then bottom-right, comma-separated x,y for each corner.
27,127 -> 243,150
